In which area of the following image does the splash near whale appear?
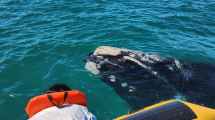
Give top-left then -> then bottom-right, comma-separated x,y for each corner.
85,46 -> 215,110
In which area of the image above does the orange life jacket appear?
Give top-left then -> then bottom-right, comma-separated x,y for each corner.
25,90 -> 87,118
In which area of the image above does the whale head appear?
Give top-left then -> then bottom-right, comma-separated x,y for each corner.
85,46 -> 192,109
85,46 -> 215,109
85,46 -> 186,80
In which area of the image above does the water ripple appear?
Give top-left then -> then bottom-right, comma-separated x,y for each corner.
0,0 -> 215,120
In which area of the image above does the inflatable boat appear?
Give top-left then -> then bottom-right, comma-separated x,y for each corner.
115,99 -> 215,120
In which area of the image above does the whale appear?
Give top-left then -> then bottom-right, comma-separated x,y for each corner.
85,46 -> 215,110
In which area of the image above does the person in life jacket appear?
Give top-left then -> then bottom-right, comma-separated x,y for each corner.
25,84 -> 96,120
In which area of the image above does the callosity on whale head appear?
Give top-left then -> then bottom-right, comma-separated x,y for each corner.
85,46 -> 130,75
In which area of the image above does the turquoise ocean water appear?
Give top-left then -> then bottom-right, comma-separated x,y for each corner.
0,0 -> 215,119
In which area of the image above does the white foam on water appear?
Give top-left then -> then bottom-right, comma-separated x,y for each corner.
174,93 -> 187,101
174,59 -> 182,70
128,86 -> 136,92
109,75 -> 116,82
121,82 -> 128,87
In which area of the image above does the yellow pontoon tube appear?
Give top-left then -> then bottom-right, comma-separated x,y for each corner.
115,99 -> 215,120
